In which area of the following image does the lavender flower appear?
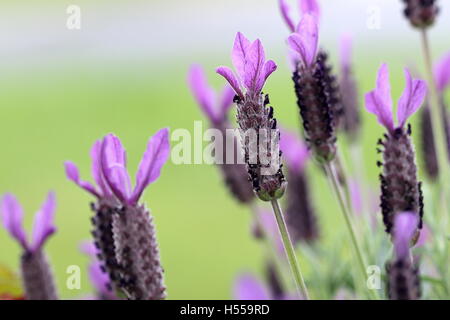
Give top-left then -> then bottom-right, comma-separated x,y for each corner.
65,141 -> 123,293
420,53 -> 450,179
188,64 -> 254,203
0,193 -> 58,300
386,212 -> 421,300
338,34 -> 361,140
286,14 -> 340,163
279,0 -> 320,33
100,129 -> 169,300
365,64 -> 426,239
402,0 -> 439,29
280,129 -> 318,243
233,274 -> 270,300
80,242 -> 117,300
216,33 -> 286,201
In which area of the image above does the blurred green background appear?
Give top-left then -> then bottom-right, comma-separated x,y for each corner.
0,0 -> 449,299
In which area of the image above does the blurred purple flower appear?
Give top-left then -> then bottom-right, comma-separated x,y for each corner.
1,192 -> 56,252
434,52 -> 450,93
393,212 -> 418,260
279,0 -> 320,33
216,32 -> 277,99
80,241 -> 116,300
279,128 -> 309,173
365,64 -> 427,132
287,13 -> 319,68
100,128 -> 170,206
188,64 -> 235,125
233,274 -> 270,300
349,180 -> 363,216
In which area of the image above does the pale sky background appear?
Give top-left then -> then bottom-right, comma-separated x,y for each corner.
0,0 -> 449,67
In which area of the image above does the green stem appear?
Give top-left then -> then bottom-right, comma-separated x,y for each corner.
325,162 -> 378,300
270,199 -> 310,300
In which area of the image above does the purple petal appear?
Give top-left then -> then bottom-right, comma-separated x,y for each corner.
64,161 -> 100,197
100,134 -> 132,203
280,128 -> 309,172
393,212 -> 418,259
219,85 -> 236,118
397,68 -> 427,127
299,0 -> 320,18
364,64 -> 394,131
233,274 -> 270,300
89,261 -> 112,296
31,192 -> 56,251
0,194 -> 28,249
279,0 -> 295,32
232,32 -> 251,81
258,60 -> 277,91
130,128 -> 170,204
287,14 -> 318,67
243,39 -> 265,93
188,64 -> 218,123
90,140 -> 111,197
340,33 -> 352,69
216,66 -> 243,98
79,241 -> 98,257
434,52 -> 450,93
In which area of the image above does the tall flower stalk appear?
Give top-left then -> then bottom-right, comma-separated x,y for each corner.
284,9 -> 372,298
0,192 -> 58,300
216,32 -> 309,299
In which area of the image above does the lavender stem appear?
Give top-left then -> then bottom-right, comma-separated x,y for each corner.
325,162 -> 379,300
270,199 -> 309,300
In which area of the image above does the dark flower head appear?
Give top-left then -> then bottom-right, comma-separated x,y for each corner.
188,65 -> 254,204
338,34 -> 361,139
280,129 -> 318,243
365,64 -> 426,238
217,33 -> 286,201
402,0 -> 439,29
287,14 -> 339,163
99,130 -> 169,300
0,193 -> 58,300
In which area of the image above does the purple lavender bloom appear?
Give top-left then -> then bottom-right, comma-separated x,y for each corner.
216,33 -> 286,201
65,141 -> 123,294
279,0 -> 320,33
280,129 -> 318,243
80,242 -> 117,300
233,274 -> 270,300
338,34 -> 361,140
287,14 -> 341,163
100,129 -> 169,300
188,65 -> 254,204
365,64 -> 426,239
402,0 -> 439,29
421,53 -> 450,179
0,192 -> 58,300
386,212 -> 421,300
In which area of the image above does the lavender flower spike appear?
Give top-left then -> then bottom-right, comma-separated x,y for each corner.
287,13 -> 340,163
216,33 -> 286,201
0,192 -> 58,300
434,52 -> 450,94
386,212 -> 421,300
339,34 -> 361,140
402,0 -> 439,29
65,141 -> 123,294
365,64 -> 426,239
280,128 -> 318,243
278,0 -> 320,33
188,64 -> 254,203
100,129 -> 169,300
